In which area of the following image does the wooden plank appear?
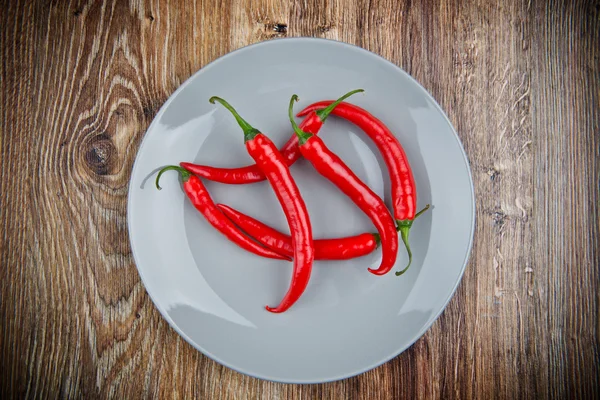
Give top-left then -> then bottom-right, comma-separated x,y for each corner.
0,0 -> 597,398
530,1 -> 600,398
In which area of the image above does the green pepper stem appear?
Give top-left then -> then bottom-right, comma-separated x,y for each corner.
414,204 -> 431,219
372,233 -> 381,247
395,204 -> 431,276
209,96 -> 260,142
373,205 -> 431,250
156,165 -> 191,190
395,225 -> 413,276
315,89 -> 364,121
288,95 -> 313,145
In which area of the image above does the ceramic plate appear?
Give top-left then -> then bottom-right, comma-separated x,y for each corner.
127,38 -> 474,383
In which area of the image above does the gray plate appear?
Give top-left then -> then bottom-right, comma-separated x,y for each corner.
127,38 -> 475,383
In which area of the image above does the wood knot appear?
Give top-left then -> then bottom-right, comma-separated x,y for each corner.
146,13 -> 154,22
265,23 -> 287,35
85,133 -> 117,176
492,210 -> 507,226
317,23 -> 334,33
73,8 -> 82,17
142,100 -> 163,119
487,167 -> 499,181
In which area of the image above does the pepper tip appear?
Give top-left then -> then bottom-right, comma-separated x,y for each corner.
367,267 -> 386,276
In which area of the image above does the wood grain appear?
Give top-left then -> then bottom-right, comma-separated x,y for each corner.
1,0 -> 598,398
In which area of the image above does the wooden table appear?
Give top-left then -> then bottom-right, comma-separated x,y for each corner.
1,0 -> 598,398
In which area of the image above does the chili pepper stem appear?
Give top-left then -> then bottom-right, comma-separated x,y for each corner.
395,204 -> 431,276
289,90 -> 364,144
414,204 -> 431,219
395,224 -> 413,276
156,165 -> 191,190
209,96 -> 260,142
288,95 -> 313,145
315,89 -> 364,122
372,233 -> 381,246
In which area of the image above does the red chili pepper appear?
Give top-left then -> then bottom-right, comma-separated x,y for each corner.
288,92 -> 399,276
210,96 -> 313,313
297,101 -> 423,275
217,204 -> 378,260
218,204 -> 430,261
155,166 -> 289,261
180,90 -> 363,184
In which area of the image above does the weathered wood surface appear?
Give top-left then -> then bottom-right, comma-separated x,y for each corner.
1,0 -> 598,398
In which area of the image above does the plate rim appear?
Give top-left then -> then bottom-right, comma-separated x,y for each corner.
127,37 -> 476,384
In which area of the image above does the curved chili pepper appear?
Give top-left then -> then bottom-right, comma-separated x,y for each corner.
288,93 -> 398,276
155,166 -> 289,261
180,90 -> 363,184
298,101 -> 423,275
218,204 -> 378,260
218,204 -> 430,261
209,96 -> 313,313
